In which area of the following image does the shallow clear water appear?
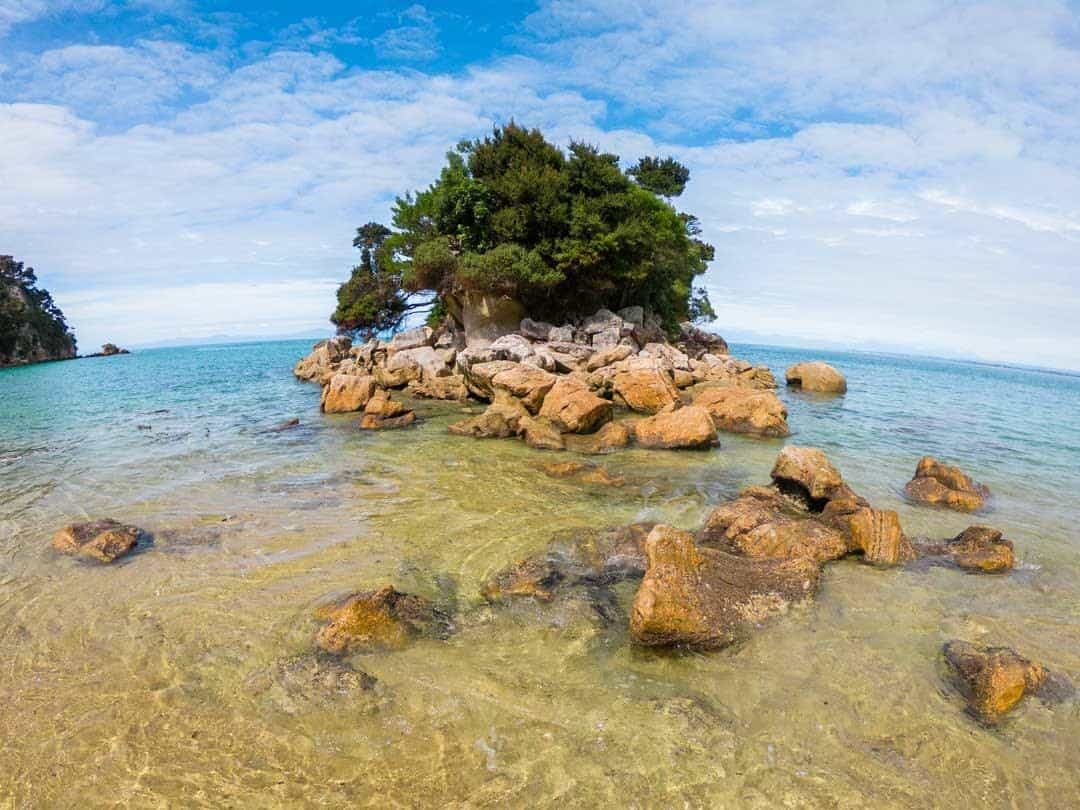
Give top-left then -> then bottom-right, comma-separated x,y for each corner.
1,340 -> 1078,807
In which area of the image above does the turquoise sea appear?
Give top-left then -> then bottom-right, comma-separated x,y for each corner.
2,340 -> 1078,807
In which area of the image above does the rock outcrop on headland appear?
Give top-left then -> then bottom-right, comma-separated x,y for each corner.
1,256 -> 77,367
294,308 -> 789,450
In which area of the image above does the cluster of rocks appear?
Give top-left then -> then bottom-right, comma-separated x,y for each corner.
85,342 -> 131,358
300,445 -> 1064,726
294,308 -> 806,447
904,455 -> 990,512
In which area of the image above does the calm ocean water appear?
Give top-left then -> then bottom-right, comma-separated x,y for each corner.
2,339 -> 1078,806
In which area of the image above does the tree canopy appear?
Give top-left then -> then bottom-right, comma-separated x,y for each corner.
331,124 -> 714,337
0,255 -> 77,363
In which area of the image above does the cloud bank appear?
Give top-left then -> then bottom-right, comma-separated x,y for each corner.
1,0 -> 1078,369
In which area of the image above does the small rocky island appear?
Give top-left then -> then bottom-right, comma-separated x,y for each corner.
0,254 -> 76,367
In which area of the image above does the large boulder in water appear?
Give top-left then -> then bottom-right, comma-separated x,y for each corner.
915,525 -> 1014,573
320,374 -> 378,414
538,378 -> 613,434
632,406 -> 717,449
943,640 -> 1073,725
563,421 -> 632,454
770,445 -> 852,507
692,386 -> 790,438
785,361 -> 847,394
315,585 -> 451,654
449,400 -> 528,439
630,525 -> 819,650
700,487 -> 849,563
52,519 -> 142,563
904,456 -> 989,512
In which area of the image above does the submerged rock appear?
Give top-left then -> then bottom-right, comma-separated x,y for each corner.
315,585 -> 451,654
542,460 -> 625,487
692,386 -> 790,438
480,523 -> 656,603
52,519 -> 142,563
519,415 -> 565,450
632,406 -> 717,449
904,456 -> 990,512
563,420 -> 632,454
785,361 -> 847,393
943,640 -> 1073,725
915,525 -> 1015,573
630,525 -> 819,650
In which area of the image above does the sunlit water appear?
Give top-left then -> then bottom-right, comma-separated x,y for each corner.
1,340 -> 1078,807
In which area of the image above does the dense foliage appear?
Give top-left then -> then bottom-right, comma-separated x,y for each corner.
0,255 -> 77,364
332,124 -> 714,338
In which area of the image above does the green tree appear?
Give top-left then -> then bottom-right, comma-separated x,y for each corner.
628,156 -> 691,198
333,124 -> 714,336
0,255 -> 77,362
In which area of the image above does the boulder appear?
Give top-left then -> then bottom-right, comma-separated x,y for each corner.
581,308 -> 624,335
692,386 -> 790,438
546,341 -> 595,361
591,327 -> 622,348
538,378 -> 613,434
586,343 -> 635,372
943,640 -> 1072,725
490,364 -> 557,414
904,457 -> 989,512
770,446 -> 852,508
293,336 -> 352,382
373,352 -> 422,388
460,359 -> 520,400
392,346 -> 450,380
454,291 -> 526,348
630,525 -> 820,650
548,325 -> 575,343
524,350 -> 557,372
677,322 -> 728,359
563,421 -> 632,454
785,361 -> 847,394
359,411 -> 416,430
519,415 -> 565,450
700,490 -> 849,563
407,374 -> 470,401
320,374 -> 378,414
388,326 -> 434,352
315,585 -> 451,654
489,333 -> 535,363
641,342 -> 691,371
617,306 -> 645,327
915,525 -> 1015,573
52,519 -> 142,563
448,400 -> 528,439
632,406 -> 717,450
838,507 -> 915,565
519,318 -> 554,340
612,365 -> 679,413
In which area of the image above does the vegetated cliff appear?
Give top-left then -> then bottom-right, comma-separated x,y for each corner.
0,255 -> 77,367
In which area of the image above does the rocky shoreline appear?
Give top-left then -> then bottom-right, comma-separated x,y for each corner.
46,310 -> 1073,730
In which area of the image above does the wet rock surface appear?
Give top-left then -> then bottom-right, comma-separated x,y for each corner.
632,406 -> 717,449
785,361 -> 847,393
915,525 -> 1015,573
630,525 -> 820,650
315,585 -> 452,654
943,640 -> 1073,725
692,385 -> 790,438
52,519 -> 143,563
904,456 -> 990,512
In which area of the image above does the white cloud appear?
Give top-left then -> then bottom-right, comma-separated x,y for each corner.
2,1 -> 1079,368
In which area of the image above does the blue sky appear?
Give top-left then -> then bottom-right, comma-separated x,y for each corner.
2,1 -> 1079,369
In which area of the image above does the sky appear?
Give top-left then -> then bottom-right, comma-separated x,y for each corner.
1,1 -> 1079,369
